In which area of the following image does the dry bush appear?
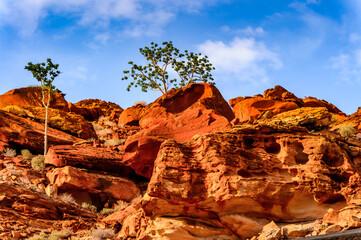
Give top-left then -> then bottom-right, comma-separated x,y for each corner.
21,149 -> 33,160
3,147 -> 16,157
31,155 -> 45,171
59,193 -> 77,204
91,228 -> 115,240
92,122 -> 103,131
104,138 -> 124,146
337,123 -> 356,138
96,128 -> 114,137
134,101 -> 147,106
103,120 -> 117,127
82,202 -> 97,213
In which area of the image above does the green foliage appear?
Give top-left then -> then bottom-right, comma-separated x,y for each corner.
122,41 -> 215,94
31,155 -> 45,171
21,149 -> 33,160
337,123 -> 356,138
25,58 -> 61,94
100,208 -> 116,215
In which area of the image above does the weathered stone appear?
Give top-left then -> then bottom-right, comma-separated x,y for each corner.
2,105 -> 96,139
47,166 -> 140,202
0,110 -> 82,153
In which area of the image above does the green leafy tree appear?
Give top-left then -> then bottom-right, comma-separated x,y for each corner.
122,41 -> 215,95
25,58 -> 61,156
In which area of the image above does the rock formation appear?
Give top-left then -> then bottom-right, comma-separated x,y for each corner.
1,84 -> 361,239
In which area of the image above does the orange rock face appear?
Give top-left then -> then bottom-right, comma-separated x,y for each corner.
230,85 -> 345,124
139,128 -> 354,239
0,110 -> 82,153
0,87 -> 68,110
47,166 -> 140,203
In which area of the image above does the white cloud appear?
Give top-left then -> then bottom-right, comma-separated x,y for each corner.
198,37 -> 282,84
0,0 -> 226,37
330,51 -> 361,83
222,26 -> 266,37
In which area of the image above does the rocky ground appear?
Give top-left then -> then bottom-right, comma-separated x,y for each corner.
0,84 -> 361,239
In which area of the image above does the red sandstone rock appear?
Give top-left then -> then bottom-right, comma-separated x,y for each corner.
140,128 -> 356,239
303,97 -> 344,115
118,103 -> 145,127
0,110 -> 82,153
230,86 -> 345,124
74,99 -> 123,121
47,166 -> 140,202
45,145 -> 135,176
0,87 -> 68,110
2,105 -> 96,139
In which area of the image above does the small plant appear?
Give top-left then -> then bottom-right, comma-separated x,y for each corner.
96,128 -> 114,137
134,101 -> 147,106
2,147 -> 17,157
31,155 -> 45,171
27,229 -> 73,240
91,228 -> 115,240
103,120 -> 117,127
59,193 -> 77,204
100,208 -> 116,215
21,149 -> 33,160
82,202 -> 97,213
337,123 -> 356,138
104,138 -> 124,146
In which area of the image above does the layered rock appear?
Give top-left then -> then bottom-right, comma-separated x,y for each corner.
47,166 -> 140,205
0,110 -> 82,153
74,99 -> 123,121
230,85 -> 344,124
120,83 -> 235,142
0,87 -> 68,110
2,105 -> 96,139
133,127 -> 356,239
45,145 -> 135,176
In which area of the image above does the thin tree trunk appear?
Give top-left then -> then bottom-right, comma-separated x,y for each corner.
43,89 -> 51,156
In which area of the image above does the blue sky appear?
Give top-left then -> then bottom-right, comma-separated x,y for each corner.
0,0 -> 361,114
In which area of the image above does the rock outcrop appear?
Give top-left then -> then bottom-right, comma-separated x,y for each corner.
0,110 -> 82,153
47,166 -> 140,204
2,105 -> 96,139
230,85 -> 344,124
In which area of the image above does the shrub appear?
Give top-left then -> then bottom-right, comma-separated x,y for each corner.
27,229 -> 73,240
59,193 -> 77,204
100,208 -> 116,215
92,122 -> 103,131
104,138 -> 124,146
337,123 -> 356,138
82,202 -> 97,212
21,149 -> 33,160
96,128 -> 114,137
31,155 -> 45,171
91,228 -> 115,240
103,120 -> 117,127
134,101 -> 147,106
3,147 -> 16,157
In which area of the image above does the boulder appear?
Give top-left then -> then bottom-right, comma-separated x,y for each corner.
45,145 -> 135,177
230,85 -> 345,124
120,83 -> 235,179
74,99 -> 123,121
47,166 -> 140,203
0,87 -> 68,110
2,105 -> 96,139
141,128 -> 355,239
0,110 -> 82,153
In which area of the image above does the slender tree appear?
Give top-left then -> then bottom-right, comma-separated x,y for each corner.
122,41 -> 215,95
25,58 -> 61,156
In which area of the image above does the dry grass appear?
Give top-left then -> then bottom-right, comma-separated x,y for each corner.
3,147 -> 16,157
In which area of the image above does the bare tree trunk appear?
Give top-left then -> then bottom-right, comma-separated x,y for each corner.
42,89 -> 51,156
